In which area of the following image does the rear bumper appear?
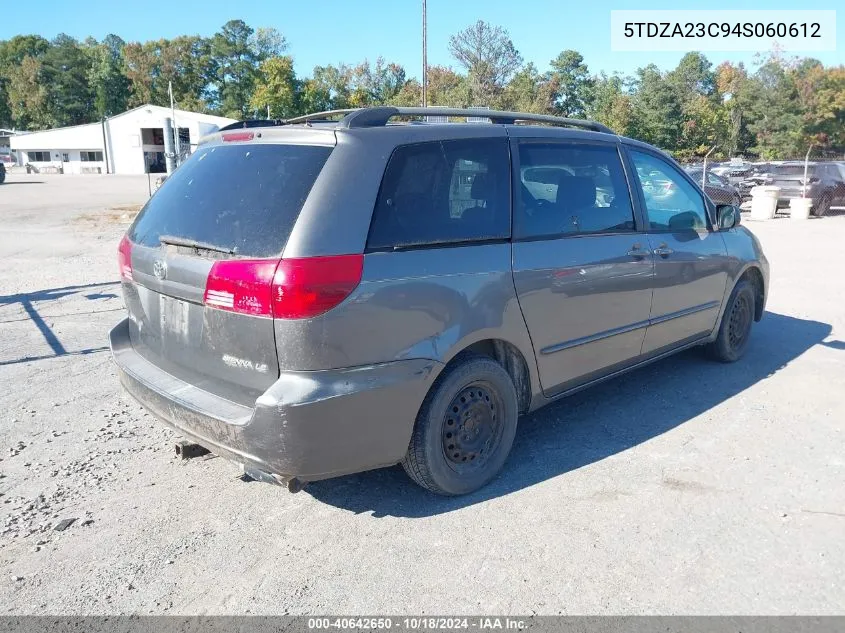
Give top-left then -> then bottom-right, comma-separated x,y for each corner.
109,318 -> 441,483
775,189 -> 818,206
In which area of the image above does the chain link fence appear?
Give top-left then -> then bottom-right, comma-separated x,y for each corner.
681,156 -> 845,216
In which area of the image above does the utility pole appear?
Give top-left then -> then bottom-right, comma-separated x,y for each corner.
422,0 -> 428,107
169,81 -> 180,166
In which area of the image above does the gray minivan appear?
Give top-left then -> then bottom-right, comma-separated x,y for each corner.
110,107 -> 769,495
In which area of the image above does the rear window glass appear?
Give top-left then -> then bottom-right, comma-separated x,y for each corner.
129,143 -> 332,258
516,143 -> 635,238
367,138 -> 510,250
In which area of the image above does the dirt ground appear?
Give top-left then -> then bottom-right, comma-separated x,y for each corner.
1,173 -> 843,615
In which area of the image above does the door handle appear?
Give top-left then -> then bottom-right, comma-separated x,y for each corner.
653,244 -> 674,258
627,244 -> 649,259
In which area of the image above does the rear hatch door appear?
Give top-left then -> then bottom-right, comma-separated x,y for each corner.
122,138 -> 334,402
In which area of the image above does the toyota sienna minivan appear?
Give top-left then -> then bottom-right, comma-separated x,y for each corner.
110,106 -> 769,495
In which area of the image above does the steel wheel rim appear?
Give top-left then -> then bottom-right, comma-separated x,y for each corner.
728,294 -> 751,350
442,381 -> 503,473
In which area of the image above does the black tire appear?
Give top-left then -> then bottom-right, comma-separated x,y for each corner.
706,280 -> 756,363
402,354 -> 519,496
812,194 -> 831,217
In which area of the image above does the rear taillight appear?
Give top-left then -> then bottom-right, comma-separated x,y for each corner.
118,234 -> 133,281
203,254 -> 363,319
204,259 -> 279,317
272,255 -> 364,319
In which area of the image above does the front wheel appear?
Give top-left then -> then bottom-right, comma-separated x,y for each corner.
706,280 -> 756,363
402,355 -> 519,495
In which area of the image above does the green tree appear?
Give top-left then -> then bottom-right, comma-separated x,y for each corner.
122,41 -> 158,106
250,56 -> 299,118
0,35 -> 50,127
389,78 -> 422,107
745,56 -> 805,158
209,20 -> 286,118
548,50 -> 593,117
308,64 -> 352,109
448,21 -> 522,106
40,34 -> 94,127
250,27 -> 287,59
716,62 -> 754,156
792,60 -> 845,151
123,36 -> 214,111
161,36 -> 215,111
629,64 -> 683,149
298,76 -> 334,113
667,52 -> 716,105
6,55 -> 50,129
209,20 -> 256,117
665,53 -> 726,157
501,63 -> 555,113
585,73 -> 633,136
87,34 -> 130,118
426,66 -> 469,106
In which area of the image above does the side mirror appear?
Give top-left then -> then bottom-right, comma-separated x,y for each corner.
716,204 -> 741,230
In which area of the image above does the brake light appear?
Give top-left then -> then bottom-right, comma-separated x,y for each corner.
118,234 -> 133,281
222,131 -> 254,142
204,259 -> 279,317
272,255 -> 364,319
203,254 -> 363,319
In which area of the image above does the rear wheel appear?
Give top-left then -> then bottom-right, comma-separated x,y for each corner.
402,355 -> 518,495
706,280 -> 755,363
812,194 -> 831,217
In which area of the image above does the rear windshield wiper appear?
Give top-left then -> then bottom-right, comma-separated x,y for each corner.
159,235 -> 238,255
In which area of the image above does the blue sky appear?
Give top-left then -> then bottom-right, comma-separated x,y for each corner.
3,0 -> 842,78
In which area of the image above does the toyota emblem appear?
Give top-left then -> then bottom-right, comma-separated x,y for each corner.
153,259 -> 167,280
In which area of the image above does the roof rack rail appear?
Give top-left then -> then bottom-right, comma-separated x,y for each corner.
219,119 -> 283,132
218,108 -> 614,134
336,107 -> 614,134
282,109 -> 358,125
218,110 -> 357,132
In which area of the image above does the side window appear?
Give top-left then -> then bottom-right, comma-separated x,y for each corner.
367,138 -> 510,250
515,142 -> 635,239
630,150 -> 708,231
707,172 -> 724,185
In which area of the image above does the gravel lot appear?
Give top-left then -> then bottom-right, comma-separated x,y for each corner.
1,172 -> 843,615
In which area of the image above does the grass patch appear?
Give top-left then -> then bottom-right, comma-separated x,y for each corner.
75,204 -> 143,226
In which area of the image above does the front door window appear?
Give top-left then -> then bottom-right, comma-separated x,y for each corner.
630,150 -> 708,231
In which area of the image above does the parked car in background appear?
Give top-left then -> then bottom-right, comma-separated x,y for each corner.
711,160 -> 758,186
685,167 -> 742,206
764,162 -> 845,216
110,106 -> 769,496
737,165 -> 771,202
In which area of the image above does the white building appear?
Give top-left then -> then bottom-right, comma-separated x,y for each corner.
10,105 -> 235,175
1,128 -> 27,165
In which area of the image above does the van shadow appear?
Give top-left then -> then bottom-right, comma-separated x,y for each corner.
0,281 -> 119,366
306,311 -> 832,517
